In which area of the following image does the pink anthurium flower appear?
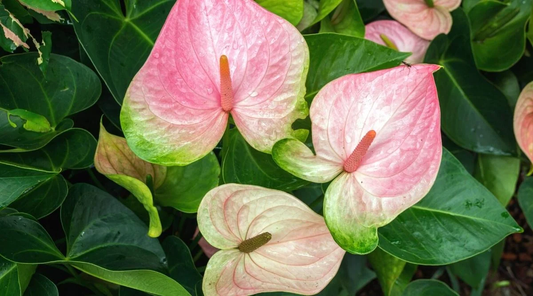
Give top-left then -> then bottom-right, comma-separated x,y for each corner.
514,82 -> 533,174
365,20 -> 430,64
197,184 -> 345,295
383,0 -> 461,40
120,0 -> 309,166
193,228 -> 219,258
273,65 -> 443,254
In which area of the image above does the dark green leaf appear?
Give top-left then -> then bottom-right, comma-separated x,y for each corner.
474,154 -> 520,206
518,177 -> 533,228
484,70 -> 521,109
379,149 -> 522,265
221,129 -> 307,191
18,0 -> 71,11
308,0 -> 343,27
24,273 -> 58,296
256,0 -> 303,26
155,152 -> 219,213
469,0 -> 532,71
320,0 -> 365,37
0,215 -> 65,263
0,53 -> 101,150
0,256 -> 36,296
0,164 -> 55,209
10,175 -> 68,219
305,33 -> 409,98
61,184 -> 166,271
72,0 -> 175,103
337,254 -> 375,295
368,248 -> 415,296
163,236 -> 202,295
402,280 -> 458,296
425,9 -> 515,155
449,251 -> 490,289
356,0 -> 384,22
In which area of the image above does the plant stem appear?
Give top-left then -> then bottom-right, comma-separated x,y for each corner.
424,0 -> 434,7
193,249 -> 204,263
87,168 -> 106,191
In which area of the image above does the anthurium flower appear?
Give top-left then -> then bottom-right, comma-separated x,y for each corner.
383,0 -> 461,40
197,184 -> 345,295
514,82 -> 533,174
273,65 -> 442,254
121,0 -> 309,166
365,20 -> 430,64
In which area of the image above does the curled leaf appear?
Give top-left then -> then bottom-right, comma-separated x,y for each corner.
273,65 -> 442,254
514,82 -> 533,168
121,0 -> 309,166
197,184 -> 345,295
94,123 -> 165,238
365,20 -> 429,64
383,0 -> 461,40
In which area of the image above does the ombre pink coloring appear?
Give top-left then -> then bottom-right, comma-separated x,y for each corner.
365,20 -> 430,64
197,184 -> 345,296
514,82 -> 533,165
383,0 -> 461,40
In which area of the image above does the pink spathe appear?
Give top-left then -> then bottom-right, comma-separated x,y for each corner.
365,20 -> 430,64
383,0 -> 461,40
514,82 -> 533,167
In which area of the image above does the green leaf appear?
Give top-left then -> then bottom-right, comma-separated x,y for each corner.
402,280 -> 458,296
155,153 -> 219,213
356,0 -> 385,22
320,0 -> 365,37
18,0 -> 71,11
0,164 -> 55,209
221,129 -> 306,192
0,215 -> 65,263
448,251 -> 490,289
256,0 -> 303,26
309,0 -> 343,27
0,128 -> 97,172
7,109 -> 51,133
9,175 -> 68,219
71,0 -> 175,103
378,149 -> 522,265
305,33 -> 409,98
72,262 -> 190,296
37,31 -> 52,73
297,1 -> 319,31
0,256 -> 36,296
484,70 -> 521,109
24,273 -> 58,296
469,0 -> 532,71
474,154 -> 520,206
528,6 -> 533,47
425,9 -> 516,155
163,236 -> 202,295
0,53 -> 101,150
61,184 -> 166,272
518,177 -> 533,228
368,248 -> 416,296
336,254 -> 376,295
0,4 -> 29,52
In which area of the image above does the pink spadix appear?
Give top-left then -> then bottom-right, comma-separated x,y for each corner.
343,130 -> 376,173
219,55 -> 233,113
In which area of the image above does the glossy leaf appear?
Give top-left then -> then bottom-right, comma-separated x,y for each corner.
474,154 -> 520,206
356,0 -> 385,22
24,273 -> 58,296
274,64 -> 442,254
379,149 -> 522,265
448,251 -> 490,289
365,20 -> 430,64
61,184 -> 166,272
198,184 -> 345,295
0,256 -> 36,296
425,9 -> 516,155
469,0 -> 532,72
221,129 -> 307,191
121,0 -> 309,165
72,262 -> 190,296
9,175 -> 68,219
0,215 -> 65,263
256,0 -> 303,26
18,0 -> 71,11
308,0 -> 343,27
336,254 -> 376,295
0,164 -> 55,209
402,280 -> 458,296
513,82 -> 533,164
154,153 -> 219,213
485,70 -> 521,109
518,177 -> 533,228
368,248 -> 415,296
320,0 -> 365,38
163,236 -> 202,295
304,33 -> 409,98
383,0 -> 461,40
71,0 -> 175,103
0,53 -> 101,150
